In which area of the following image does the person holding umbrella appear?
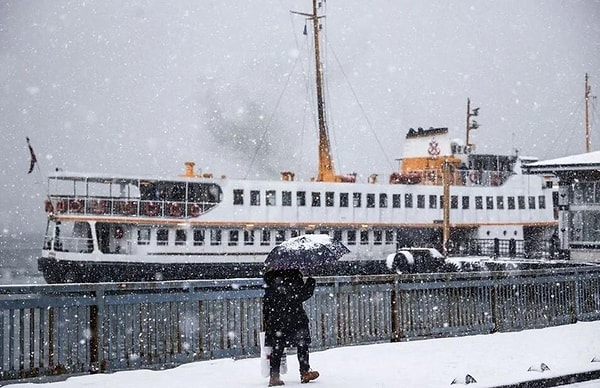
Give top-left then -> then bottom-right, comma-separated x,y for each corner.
262,234 -> 350,386
263,269 -> 319,386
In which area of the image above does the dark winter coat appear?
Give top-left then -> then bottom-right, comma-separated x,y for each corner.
263,269 -> 315,348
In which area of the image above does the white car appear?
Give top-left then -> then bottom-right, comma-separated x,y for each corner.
386,248 -> 454,274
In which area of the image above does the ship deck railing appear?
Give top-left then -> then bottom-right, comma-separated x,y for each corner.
406,169 -> 513,186
47,196 -> 218,218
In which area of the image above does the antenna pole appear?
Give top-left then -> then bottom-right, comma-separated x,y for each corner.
466,98 -> 471,147
465,98 -> 480,148
442,160 -> 451,257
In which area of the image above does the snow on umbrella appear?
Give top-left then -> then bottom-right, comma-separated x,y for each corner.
264,234 -> 350,272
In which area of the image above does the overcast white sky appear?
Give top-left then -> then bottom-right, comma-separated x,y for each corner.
1,0 -> 599,236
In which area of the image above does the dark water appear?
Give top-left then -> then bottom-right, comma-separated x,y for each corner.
0,234 -> 45,285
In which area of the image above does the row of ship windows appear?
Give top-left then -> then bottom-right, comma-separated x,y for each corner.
233,189 -> 547,210
137,228 -> 396,247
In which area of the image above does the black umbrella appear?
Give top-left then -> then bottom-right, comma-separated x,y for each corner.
264,234 -> 350,272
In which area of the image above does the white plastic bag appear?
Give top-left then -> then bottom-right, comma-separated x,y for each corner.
259,331 -> 272,377
260,331 -> 287,377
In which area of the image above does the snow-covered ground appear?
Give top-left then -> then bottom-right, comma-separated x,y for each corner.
5,321 -> 600,388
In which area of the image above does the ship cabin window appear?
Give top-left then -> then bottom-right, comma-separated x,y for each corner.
141,181 -> 184,202
379,194 -> 388,208
244,230 -> 254,245
229,230 -> 239,246
367,194 -> 375,208
538,196 -> 546,209
429,195 -> 437,209
157,229 -> 169,246
187,183 -> 222,203
193,229 -> 205,246
451,195 -> 458,209
250,190 -> 260,206
211,229 -> 222,245
486,196 -> 494,210
282,191 -> 292,206
261,230 -> 271,246
360,230 -> 369,245
233,189 -> 244,205
417,195 -> 425,209
347,230 -> 356,245
333,230 -> 342,241
312,192 -> 321,207
276,230 -> 285,244
462,196 -> 470,209
353,193 -> 362,207
385,230 -> 394,244
297,191 -> 306,206
497,196 -> 504,210
175,229 -> 187,246
266,190 -> 276,206
507,196 -> 516,210
140,181 -> 160,201
577,182 -> 597,203
405,194 -> 413,208
138,228 -> 151,245
326,192 -> 335,207
340,193 -> 349,207
475,196 -> 483,209
528,196 -> 536,209
392,194 -> 401,208
168,183 -> 186,202
518,196 -> 526,209
373,230 -> 383,245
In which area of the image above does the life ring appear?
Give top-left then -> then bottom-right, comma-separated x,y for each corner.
469,171 -> 480,184
189,203 -> 201,217
145,202 -> 160,216
491,173 -> 501,186
69,199 -> 83,213
168,202 -> 183,217
122,201 -> 136,215
91,200 -> 106,215
55,199 -> 67,213
44,200 -> 54,213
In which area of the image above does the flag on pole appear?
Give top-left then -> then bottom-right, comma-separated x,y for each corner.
26,137 -> 38,174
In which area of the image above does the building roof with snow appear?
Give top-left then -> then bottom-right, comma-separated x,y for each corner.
522,151 -> 600,174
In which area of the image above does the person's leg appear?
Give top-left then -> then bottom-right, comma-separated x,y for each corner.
270,343 -> 284,376
297,343 -> 310,373
297,343 -> 319,383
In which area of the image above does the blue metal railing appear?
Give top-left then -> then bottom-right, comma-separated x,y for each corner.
1,267 -> 599,381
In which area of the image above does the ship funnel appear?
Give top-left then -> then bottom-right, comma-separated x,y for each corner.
281,171 -> 295,181
184,162 -> 196,177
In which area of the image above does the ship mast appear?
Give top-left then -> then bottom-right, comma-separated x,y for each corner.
293,0 -> 336,182
585,73 -> 592,153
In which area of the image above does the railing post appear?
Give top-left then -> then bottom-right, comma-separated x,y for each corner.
493,238 -> 500,258
48,307 -> 55,372
509,238 -> 516,258
490,279 -> 499,333
391,277 -> 399,342
572,271 -> 581,323
89,286 -> 105,373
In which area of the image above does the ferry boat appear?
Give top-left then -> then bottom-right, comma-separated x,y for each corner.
37,1 -> 557,283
